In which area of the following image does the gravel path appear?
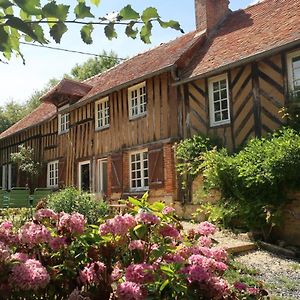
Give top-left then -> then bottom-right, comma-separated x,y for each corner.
236,250 -> 300,300
181,221 -> 300,299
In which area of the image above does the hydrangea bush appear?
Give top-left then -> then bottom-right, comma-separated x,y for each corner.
0,194 -> 267,299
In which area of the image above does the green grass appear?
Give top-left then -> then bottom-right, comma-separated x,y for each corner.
289,263 -> 300,271
224,259 -> 262,287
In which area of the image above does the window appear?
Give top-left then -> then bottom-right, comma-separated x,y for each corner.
58,113 -> 70,134
130,150 -> 149,191
208,74 -> 231,126
287,50 -> 300,97
2,164 -> 11,190
47,160 -> 59,188
128,82 -> 147,119
95,97 -> 110,129
78,161 -> 91,192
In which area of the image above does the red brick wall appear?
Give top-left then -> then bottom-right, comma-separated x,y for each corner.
123,152 -> 130,193
163,144 -> 177,195
107,156 -> 112,197
195,0 -> 229,33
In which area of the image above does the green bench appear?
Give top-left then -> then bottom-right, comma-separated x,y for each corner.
29,188 -> 52,207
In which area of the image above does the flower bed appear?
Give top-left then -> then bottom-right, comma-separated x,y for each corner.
0,195 -> 267,299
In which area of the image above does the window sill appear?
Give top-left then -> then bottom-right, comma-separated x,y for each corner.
95,125 -> 110,132
58,130 -> 69,135
210,120 -> 231,128
129,113 -> 147,121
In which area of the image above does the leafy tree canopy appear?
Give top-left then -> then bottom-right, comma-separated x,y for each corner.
0,0 -> 183,63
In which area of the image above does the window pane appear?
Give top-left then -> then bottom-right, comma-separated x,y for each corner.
213,91 -> 220,101
220,89 -> 227,99
222,111 -> 229,120
214,102 -> 221,111
215,112 -> 221,122
221,100 -> 228,110
220,80 -> 227,89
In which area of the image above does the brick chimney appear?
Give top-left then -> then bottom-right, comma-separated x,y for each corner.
195,0 -> 230,33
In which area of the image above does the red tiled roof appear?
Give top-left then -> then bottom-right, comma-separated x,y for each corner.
181,0 -> 300,80
0,102 -> 56,139
80,30 -> 203,102
41,78 -> 92,105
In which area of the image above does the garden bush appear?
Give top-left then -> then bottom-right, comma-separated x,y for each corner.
47,187 -> 108,224
200,128 -> 300,238
0,195 -> 267,299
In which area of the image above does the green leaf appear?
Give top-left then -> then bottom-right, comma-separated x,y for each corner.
0,0 -> 13,9
80,24 -> 93,44
49,22 -> 67,43
149,202 -> 165,212
160,265 -> 174,276
119,5 -> 139,21
125,21 -> 138,39
133,224 -> 147,239
5,16 -> 37,41
0,26 -> 10,52
140,21 -> 152,44
42,2 -> 70,21
74,2 -> 94,19
128,197 -> 141,207
90,0 -> 100,6
104,22 -> 117,40
159,279 -> 170,293
158,19 -> 184,33
141,7 -> 159,23
31,23 -> 47,43
14,0 -> 41,16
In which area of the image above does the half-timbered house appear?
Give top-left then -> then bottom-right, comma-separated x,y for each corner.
0,0 -> 299,204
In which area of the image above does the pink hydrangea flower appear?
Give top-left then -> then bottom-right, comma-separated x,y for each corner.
49,237 -> 67,251
199,236 -> 212,247
136,211 -> 160,225
159,224 -> 180,239
99,214 -> 136,236
125,264 -> 154,284
209,277 -> 229,296
11,252 -> 29,262
35,209 -> 57,221
162,206 -> 175,215
163,253 -> 185,264
0,221 -> 13,230
111,264 -> 123,281
211,248 -> 228,262
0,241 -> 11,262
234,282 -> 248,291
80,261 -> 106,285
197,221 -> 216,236
128,240 -> 145,251
19,222 -> 51,247
182,264 -> 209,283
247,287 -> 260,295
116,282 -> 145,300
9,259 -> 50,291
58,212 -> 86,234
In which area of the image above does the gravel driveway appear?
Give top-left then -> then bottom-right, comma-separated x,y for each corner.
236,250 -> 300,299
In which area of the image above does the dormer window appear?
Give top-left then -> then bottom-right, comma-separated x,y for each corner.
58,105 -> 70,134
128,82 -> 147,119
287,50 -> 300,98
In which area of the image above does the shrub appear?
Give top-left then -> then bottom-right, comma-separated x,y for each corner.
0,195 -> 267,299
200,128 -> 300,238
47,187 -> 108,224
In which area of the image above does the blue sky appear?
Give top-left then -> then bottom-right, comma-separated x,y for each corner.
0,0 -> 256,105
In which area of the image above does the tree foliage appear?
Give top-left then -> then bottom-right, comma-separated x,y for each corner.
71,50 -> 119,81
0,1 -> 183,63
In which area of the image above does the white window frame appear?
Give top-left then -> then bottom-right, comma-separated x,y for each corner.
129,149 -> 149,192
97,158 -> 108,194
287,49 -> 300,96
2,164 -> 12,190
95,97 -> 110,130
78,160 -> 91,191
208,74 -> 231,127
47,160 -> 59,189
58,104 -> 70,134
128,82 -> 147,119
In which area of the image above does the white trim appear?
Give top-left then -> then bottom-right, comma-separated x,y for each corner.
47,160 -> 59,188
128,81 -> 147,120
287,49 -> 300,93
2,164 -> 12,190
95,97 -> 110,130
78,160 -> 91,191
208,73 -> 231,127
129,149 -> 149,192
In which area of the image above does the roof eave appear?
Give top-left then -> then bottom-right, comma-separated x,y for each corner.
174,39 -> 300,86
